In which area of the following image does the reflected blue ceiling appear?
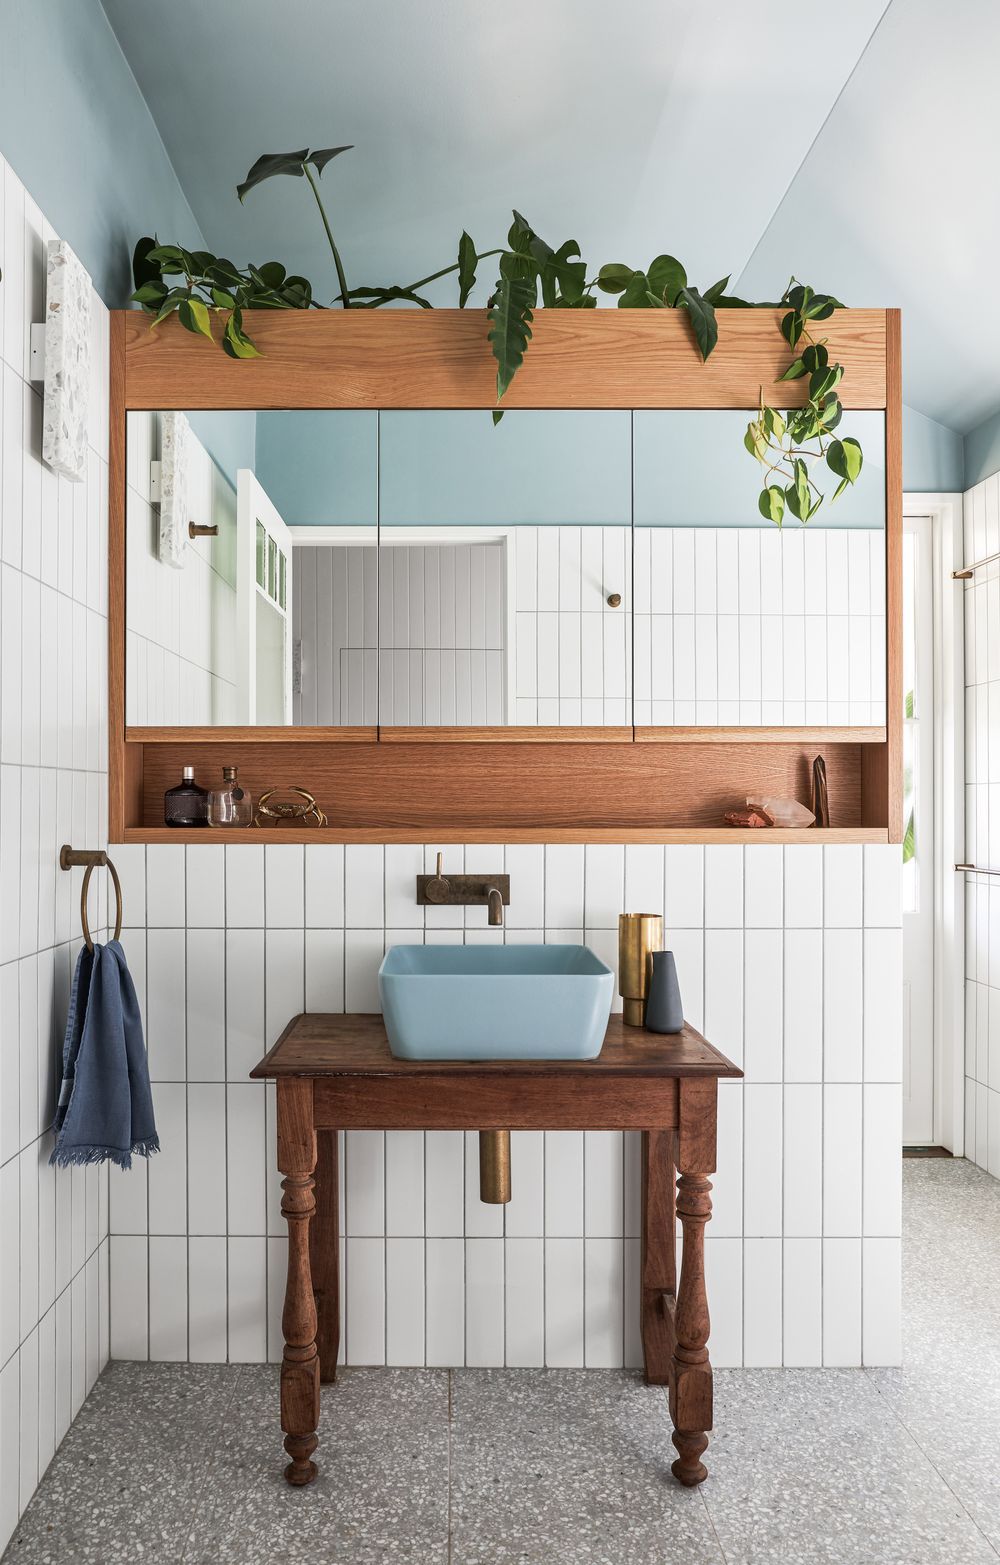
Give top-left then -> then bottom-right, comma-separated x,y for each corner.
100,0 -> 992,438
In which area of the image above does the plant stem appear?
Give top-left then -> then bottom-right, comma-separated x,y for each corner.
397,249 -> 505,295
303,162 -> 352,309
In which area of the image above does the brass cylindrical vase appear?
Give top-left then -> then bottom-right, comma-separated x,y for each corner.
618,913 -> 664,1026
479,1130 -> 512,1203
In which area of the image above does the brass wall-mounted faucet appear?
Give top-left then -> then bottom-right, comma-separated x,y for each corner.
416,853 -> 510,927
415,853 -> 512,1202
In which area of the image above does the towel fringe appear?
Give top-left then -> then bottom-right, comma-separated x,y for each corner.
49,1136 -> 160,1171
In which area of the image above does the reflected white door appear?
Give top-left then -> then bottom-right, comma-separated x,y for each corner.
236,470 -> 293,724
902,514 -> 935,1142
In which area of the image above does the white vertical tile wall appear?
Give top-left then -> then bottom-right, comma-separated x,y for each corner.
125,414 -> 239,725
962,469 -> 1000,1176
108,839 -> 903,1384
633,526 -> 886,726
0,155 -> 111,1553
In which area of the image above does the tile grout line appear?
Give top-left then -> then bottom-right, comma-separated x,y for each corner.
864,1372 -> 1000,1561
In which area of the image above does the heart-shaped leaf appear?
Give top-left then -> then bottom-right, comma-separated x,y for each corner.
647,255 -> 687,306
677,286 -> 718,359
827,436 -> 863,486
596,263 -> 633,294
132,237 -> 161,290
177,297 -> 213,340
701,275 -> 731,305
758,485 -> 785,526
458,232 -> 477,307
617,271 -> 653,308
237,151 -> 309,202
781,309 -> 804,349
779,357 -> 807,381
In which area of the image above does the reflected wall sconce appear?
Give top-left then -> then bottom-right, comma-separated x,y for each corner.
29,240 -> 92,483
157,410 -> 191,568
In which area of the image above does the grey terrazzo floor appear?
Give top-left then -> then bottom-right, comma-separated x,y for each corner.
5,1159 -> 1000,1564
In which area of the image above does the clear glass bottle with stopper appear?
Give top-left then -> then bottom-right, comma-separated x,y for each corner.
207,766 -> 253,828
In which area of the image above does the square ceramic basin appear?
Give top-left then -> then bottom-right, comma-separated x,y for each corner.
378,944 -> 614,1060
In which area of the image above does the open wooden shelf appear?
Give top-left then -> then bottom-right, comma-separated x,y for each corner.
122,825 -> 890,846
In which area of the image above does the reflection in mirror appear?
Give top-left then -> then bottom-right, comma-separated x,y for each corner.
125,410 -> 377,726
632,411 -> 886,727
376,412 -> 631,728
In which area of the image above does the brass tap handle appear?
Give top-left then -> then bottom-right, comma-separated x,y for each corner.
424,851 -> 451,904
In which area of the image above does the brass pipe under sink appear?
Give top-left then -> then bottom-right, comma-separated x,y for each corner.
479,1130 -> 511,1203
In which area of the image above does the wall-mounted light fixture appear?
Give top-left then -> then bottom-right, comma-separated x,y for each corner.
30,240 -> 92,483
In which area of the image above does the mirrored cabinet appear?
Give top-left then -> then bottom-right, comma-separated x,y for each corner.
111,306 -> 900,841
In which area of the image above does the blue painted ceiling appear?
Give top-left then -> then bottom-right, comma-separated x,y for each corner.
100,0 -> 992,436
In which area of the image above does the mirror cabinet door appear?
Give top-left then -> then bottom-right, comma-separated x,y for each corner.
124,406 -> 886,733
632,411 -> 887,728
125,409 -> 378,727
376,412 -> 632,730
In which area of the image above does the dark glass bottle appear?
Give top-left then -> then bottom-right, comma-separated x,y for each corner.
164,765 -> 209,828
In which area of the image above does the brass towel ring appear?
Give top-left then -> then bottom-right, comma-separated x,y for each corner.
59,846 -> 123,952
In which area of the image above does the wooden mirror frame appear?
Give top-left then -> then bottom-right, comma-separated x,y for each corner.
109,306 -> 901,844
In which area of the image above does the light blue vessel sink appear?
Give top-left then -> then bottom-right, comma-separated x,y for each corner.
379,944 -> 614,1061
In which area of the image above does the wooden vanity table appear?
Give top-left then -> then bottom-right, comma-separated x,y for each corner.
251,1014 -> 741,1490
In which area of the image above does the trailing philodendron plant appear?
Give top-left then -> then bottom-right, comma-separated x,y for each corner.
131,144 -> 863,521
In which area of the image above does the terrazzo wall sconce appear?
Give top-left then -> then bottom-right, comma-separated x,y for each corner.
30,240 -> 92,483
157,411 -> 191,569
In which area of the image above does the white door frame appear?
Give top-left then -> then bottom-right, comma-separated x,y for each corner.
904,494 -> 965,1152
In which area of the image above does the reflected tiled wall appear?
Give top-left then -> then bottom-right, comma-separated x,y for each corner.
0,155 -> 111,1552
109,841 -> 902,1375
962,472 -> 1000,1173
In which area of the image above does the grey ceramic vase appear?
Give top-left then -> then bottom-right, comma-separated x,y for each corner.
644,950 -> 683,1034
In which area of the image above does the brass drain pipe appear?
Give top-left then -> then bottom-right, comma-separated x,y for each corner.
479,1130 -> 511,1203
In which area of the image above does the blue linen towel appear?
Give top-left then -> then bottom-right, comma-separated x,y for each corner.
50,939 -> 159,1170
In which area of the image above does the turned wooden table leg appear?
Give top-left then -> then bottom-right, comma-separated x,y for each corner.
640,1129 -> 676,1385
277,1079 -> 320,1486
311,1129 -> 340,1383
668,1077 -> 717,1488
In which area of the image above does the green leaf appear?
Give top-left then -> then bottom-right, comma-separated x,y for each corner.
255,261 -> 287,290
347,284 -> 434,309
645,291 -> 668,308
596,263 -> 633,294
647,255 -> 687,306
701,275 -> 731,305
902,809 -> 915,864
763,406 -> 785,441
237,150 -> 309,201
458,232 -> 477,307
801,343 -> 829,373
827,436 -> 864,485
488,272 -> 535,403
677,286 -> 718,359
781,309 -> 804,349
785,457 -> 812,521
778,357 -> 807,381
132,236 -> 161,291
130,281 -> 168,307
745,420 -> 769,462
177,297 -> 213,340
307,146 -> 353,176
617,271 -> 652,308
905,688 -> 914,720
222,312 -> 260,358
758,485 -> 785,525
492,410 -> 504,426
